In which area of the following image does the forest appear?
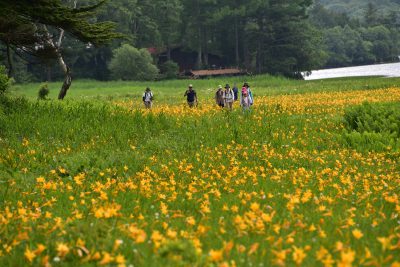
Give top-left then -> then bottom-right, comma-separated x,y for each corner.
1,0 -> 400,83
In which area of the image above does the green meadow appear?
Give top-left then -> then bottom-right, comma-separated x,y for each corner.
0,76 -> 399,266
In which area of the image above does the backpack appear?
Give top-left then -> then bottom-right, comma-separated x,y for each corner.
143,91 -> 153,101
241,87 -> 248,96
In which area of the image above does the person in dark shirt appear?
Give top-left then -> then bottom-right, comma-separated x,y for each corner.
232,83 -> 239,101
215,85 -> 224,108
184,84 -> 198,108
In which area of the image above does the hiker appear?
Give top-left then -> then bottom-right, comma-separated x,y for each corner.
215,85 -> 224,108
142,87 -> 154,109
223,84 -> 234,110
232,83 -> 239,101
240,82 -> 253,111
184,84 -> 198,108
245,82 -> 254,106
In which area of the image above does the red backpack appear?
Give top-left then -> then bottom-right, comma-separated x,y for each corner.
241,87 -> 248,96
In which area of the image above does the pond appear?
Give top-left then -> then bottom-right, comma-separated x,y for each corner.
304,62 -> 400,80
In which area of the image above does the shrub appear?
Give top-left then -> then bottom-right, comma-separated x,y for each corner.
159,60 -> 179,79
109,44 -> 159,81
38,83 -> 50,100
0,65 -> 10,95
342,102 -> 400,151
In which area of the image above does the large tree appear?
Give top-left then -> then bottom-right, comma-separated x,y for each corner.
0,0 -> 122,99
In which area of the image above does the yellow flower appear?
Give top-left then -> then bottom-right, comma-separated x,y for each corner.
24,247 -> 36,263
34,244 -> 46,255
250,202 -> 260,212
292,246 -> 306,265
352,229 -> 363,239
309,224 -> 317,232
337,249 -> 355,267
36,176 -> 45,183
209,249 -> 223,262
99,252 -> 113,265
186,216 -> 196,226
316,247 -> 328,261
56,242 -> 70,257
377,236 -> 393,251
115,254 -> 126,264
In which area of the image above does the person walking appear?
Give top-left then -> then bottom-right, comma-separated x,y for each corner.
215,85 -> 224,108
240,83 -> 251,111
232,83 -> 239,101
184,84 -> 198,108
223,84 -> 234,110
142,87 -> 154,109
240,82 -> 254,111
244,82 -> 254,106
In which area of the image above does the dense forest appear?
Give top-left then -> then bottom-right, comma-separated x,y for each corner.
1,0 -> 400,83
319,0 -> 400,17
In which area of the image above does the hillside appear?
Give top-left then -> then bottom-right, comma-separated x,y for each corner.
319,0 -> 400,17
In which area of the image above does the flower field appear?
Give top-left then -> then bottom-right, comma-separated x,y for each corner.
1,78 -> 400,266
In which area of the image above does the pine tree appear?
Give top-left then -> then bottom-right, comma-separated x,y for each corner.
0,0 -> 122,99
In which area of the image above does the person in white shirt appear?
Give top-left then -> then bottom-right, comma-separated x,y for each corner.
223,84 -> 234,110
142,87 -> 154,109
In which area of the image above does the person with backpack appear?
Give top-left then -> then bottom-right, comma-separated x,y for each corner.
240,82 -> 253,111
244,82 -> 254,106
184,84 -> 198,108
142,87 -> 154,109
215,85 -> 224,108
223,84 -> 234,110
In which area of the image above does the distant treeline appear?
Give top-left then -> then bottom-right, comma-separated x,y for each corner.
311,1 -> 400,68
1,0 -> 399,83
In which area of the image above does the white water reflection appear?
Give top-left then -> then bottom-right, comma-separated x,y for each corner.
304,62 -> 400,80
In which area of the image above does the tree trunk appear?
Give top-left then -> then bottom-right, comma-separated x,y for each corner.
43,25 -> 72,100
56,1 -> 77,99
6,43 -> 13,77
235,20 -> 240,67
243,34 -> 250,70
196,25 -> 203,69
203,52 -> 208,67
256,39 -> 262,74
46,65 -> 52,82
58,65 -> 72,100
167,47 -> 171,61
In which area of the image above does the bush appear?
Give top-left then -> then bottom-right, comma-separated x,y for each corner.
159,60 -> 179,79
342,102 -> 400,151
109,44 -> 159,81
0,65 -> 10,95
38,83 -> 50,100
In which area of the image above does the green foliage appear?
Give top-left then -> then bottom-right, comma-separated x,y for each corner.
159,240 -> 203,266
0,0 -> 123,47
318,0 -> 400,18
109,44 -> 159,81
342,102 -> 400,150
159,60 -> 179,80
38,83 -> 50,100
0,65 -> 10,95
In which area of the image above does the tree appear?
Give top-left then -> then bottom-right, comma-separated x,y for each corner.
0,0 -> 122,99
109,44 -> 159,81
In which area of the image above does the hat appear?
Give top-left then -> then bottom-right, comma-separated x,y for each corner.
218,85 -> 222,89
225,84 -> 230,88
189,84 -> 193,88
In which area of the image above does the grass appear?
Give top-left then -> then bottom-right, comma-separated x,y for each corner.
0,76 -> 400,266
11,74 -> 400,101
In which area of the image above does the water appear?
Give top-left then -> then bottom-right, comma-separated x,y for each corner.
304,62 -> 400,80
